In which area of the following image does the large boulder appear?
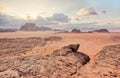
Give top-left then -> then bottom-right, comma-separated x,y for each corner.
0,44 -> 90,78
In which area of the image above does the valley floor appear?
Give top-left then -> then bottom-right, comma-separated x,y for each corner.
0,31 -> 120,78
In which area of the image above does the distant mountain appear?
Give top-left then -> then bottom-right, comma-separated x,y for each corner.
89,29 -> 109,33
39,26 -> 51,31
20,23 -> 40,31
0,28 -> 17,32
71,29 -> 81,33
20,23 -> 51,31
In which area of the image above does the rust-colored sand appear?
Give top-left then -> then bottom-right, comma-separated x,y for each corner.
0,31 -> 119,58
0,31 -> 120,78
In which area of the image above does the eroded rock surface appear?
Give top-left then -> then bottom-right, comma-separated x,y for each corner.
93,44 -> 120,78
80,44 -> 120,78
0,44 -> 90,78
0,36 -> 62,61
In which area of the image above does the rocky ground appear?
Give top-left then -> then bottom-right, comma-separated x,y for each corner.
0,36 -> 62,62
0,44 -> 90,78
79,44 -> 120,78
0,43 -> 120,78
0,32 -> 120,78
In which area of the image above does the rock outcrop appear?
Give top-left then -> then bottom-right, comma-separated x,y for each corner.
20,23 -> 40,31
71,29 -> 81,33
80,44 -> 120,78
93,44 -> 120,77
91,29 -> 109,33
0,44 -> 90,78
0,36 -> 62,61
20,23 -> 51,31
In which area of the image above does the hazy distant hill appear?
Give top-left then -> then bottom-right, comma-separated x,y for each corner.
89,29 -> 109,33
20,23 -> 51,31
0,28 -> 17,32
39,26 -> 51,31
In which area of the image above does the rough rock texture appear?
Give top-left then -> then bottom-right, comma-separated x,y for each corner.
80,44 -> 120,78
0,44 -> 90,78
71,29 -> 81,33
93,44 -> 120,77
44,36 -> 62,41
0,36 -> 62,61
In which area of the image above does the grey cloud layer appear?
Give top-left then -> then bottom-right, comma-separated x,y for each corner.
0,13 -> 70,28
47,13 -> 70,23
0,14 -> 25,28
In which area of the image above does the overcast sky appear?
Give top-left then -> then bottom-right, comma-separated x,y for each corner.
0,0 -> 120,29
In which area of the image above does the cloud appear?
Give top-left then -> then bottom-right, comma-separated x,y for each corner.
77,8 -> 97,16
115,21 -> 120,25
80,22 -> 98,26
0,4 -> 10,15
0,14 -> 25,28
0,6 -> 6,15
110,20 -> 120,26
0,13 -> 70,28
47,13 -> 70,23
34,13 -> 71,25
35,17 -> 58,26
0,4 -> 24,28
32,16 -> 58,26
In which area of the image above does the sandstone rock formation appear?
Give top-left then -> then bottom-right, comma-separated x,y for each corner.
71,29 -> 81,33
80,44 -> 120,78
93,44 -> 120,77
0,44 -> 90,78
91,29 -> 109,33
20,23 -> 51,31
20,23 -> 40,31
